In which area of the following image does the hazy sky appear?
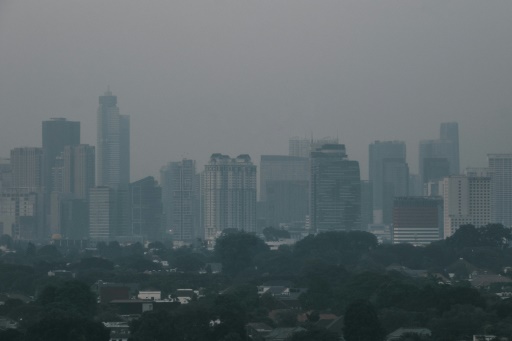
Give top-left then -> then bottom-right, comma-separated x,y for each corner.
1,1 -> 512,181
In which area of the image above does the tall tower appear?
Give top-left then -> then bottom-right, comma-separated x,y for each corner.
161,159 -> 199,242
488,154 -> 512,227
310,144 -> 361,232
129,176 -> 163,240
10,147 -> 43,190
96,90 -> 130,188
368,141 -> 408,224
62,145 -> 95,200
203,154 -> 256,244
42,118 -> 80,194
440,122 -> 460,175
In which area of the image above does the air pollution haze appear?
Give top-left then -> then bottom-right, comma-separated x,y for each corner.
1,1 -> 511,180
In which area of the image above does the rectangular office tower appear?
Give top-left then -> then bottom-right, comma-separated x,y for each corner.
42,118 -> 80,194
161,159 -> 199,242
392,197 -> 443,245
289,136 -> 339,158
489,154 -> 512,227
260,155 -> 309,228
96,90 -> 130,188
442,172 -> 491,238
440,122 -> 460,175
369,141 -> 408,225
310,144 -> 361,232
129,176 -> 163,241
89,186 -> 118,240
203,154 -> 256,243
10,147 -> 43,190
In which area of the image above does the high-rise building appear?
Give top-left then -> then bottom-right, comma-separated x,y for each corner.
161,159 -> 199,242
419,122 -> 460,188
488,154 -> 512,227
368,141 -> 408,224
62,145 -> 95,200
419,139 -> 453,185
129,176 -> 163,241
289,137 -> 339,158
10,147 -> 43,190
42,118 -> 80,194
392,197 -> 443,245
310,144 -> 361,232
440,122 -> 460,175
96,90 -> 130,188
442,172 -> 491,238
203,154 -> 256,243
0,189 -> 41,239
89,186 -> 118,240
259,155 -> 309,228
0,158 -> 12,193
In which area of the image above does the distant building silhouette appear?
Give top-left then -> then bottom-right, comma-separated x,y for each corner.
419,122 -> 460,190
160,159 -> 199,242
289,137 -> 338,158
10,147 -> 43,191
129,176 -> 163,241
369,141 -> 408,224
259,155 -> 309,228
96,90 -> 130,188
488,154 -> 512,227
202,154 -> 256,244
310,144 -> 361,232
42,118 -> 80,194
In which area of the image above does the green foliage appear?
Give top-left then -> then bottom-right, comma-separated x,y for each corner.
25,313 -> 109,341
344,299 -> 385,341
286,327 -> 338,341
37,280 -> 97,318
214,230 -> 269,276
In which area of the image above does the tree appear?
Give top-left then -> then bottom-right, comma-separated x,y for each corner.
344,299 -> 385,341
214,230 -> 269,276
25,313 -> 109,341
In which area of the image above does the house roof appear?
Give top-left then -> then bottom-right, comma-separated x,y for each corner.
387,327 -> 431,340
265,327 -> 306,341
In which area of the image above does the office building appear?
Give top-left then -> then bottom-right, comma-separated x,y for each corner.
42,118 -> 80,194
310,144 -> 361,232
259,155 -> 309,228
442,172 -> 491,238
369,141 -> 408,224
96,90 -> 130,188
289,137 -> 339,158
10,147 -> 43,190
203,154 -> 256,243
89,186 -> 118,240
0,189 -> 41,239
62,145 -> 95,200
0,158 -> 12,193
129,176 -> 163,240
440,122 -> 460,175
392,197 -> 443,245
488,154 -> 512,227
161,159 -> 199,242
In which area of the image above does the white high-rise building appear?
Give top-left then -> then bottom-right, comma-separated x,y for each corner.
489,154 -> 512,227
202,154 -> 256,244
96,90 -> 130,189
442,171 -> 491,238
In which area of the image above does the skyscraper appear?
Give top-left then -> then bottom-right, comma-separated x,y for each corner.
89,186 -> 118,240
42,118 -> 80,194
96,90 -> 130,188
368,141 -> 408,224
419,122 -> 460,188
62,145 -> 95,200
161,159 -> 199,242
203,154 -> 256,244
10,147 -> 43,190
310,144 -> 361,232
440,122 -> 460,175
289,137 -> 339,158
129,176 -> 163,241
488,154 -> 512,227
442,172 -> 491,238
259,155 -> 309,228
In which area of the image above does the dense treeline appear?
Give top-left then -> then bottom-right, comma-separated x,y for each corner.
0,224 -> 511,340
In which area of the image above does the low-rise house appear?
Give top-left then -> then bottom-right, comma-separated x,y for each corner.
137,290 -> 161,300
387,328 -> 431,341
103,322 -> 130,341
246,322 -> 273,340
265,327 -> 306,341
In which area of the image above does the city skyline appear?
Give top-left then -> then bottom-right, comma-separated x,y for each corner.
2,2 -> 512,180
